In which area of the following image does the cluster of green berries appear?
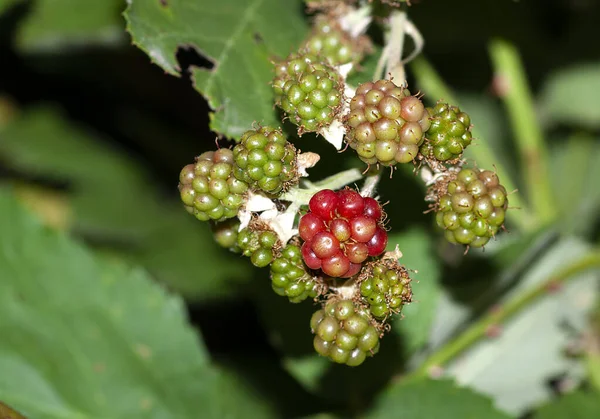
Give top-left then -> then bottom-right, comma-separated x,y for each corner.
358,260 -> 412,320
273,52 -> 344,134
311,299 -> 380,366
345,80 -> 431,166
301,15 -> 370,67
178,149 -> 249,222
233,126 -> 298,195
419,102 -> 473,162
433,167 -> 508,248
270,243 -> 321,303
237,222 -> 282,268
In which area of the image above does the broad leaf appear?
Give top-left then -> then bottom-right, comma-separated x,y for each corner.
0,189 -> 274,418
533,391 -> 600,419
365,378 -> 512,419
0,106 -> 252,300
445,238 -> 598,415
125,0 -> 308,138
388,228 -> 441,354
539,62 -> 600,129
15,0 -> 125,52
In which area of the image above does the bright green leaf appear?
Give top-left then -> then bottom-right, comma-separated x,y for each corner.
0,106 -> 252,300
388,228 -> 441,354
125,0 -> 308,139
533,391 -> 600,419
0,189 -> 274,418
15,0 -> 125,52
539,62 -> 600,128
365,378 -> 512,419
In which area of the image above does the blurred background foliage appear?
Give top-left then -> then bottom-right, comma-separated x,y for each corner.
1,0 -> 600,418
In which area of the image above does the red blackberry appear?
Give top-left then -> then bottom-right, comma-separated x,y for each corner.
298,189 -> 387,278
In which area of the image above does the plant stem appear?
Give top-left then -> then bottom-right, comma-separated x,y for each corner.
410,56 -> 533,232
489,39 -> 556,227
409,250 -> 600,379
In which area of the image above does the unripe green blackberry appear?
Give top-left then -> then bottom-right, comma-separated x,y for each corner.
420,102 -> 473,162
433,167 -> 509,248
270,243 -> 320,303
179,149 -> 249,222
310,299 -> 380,366
358,259 -> 412,320
237,221 -> 282,268
345,80 -> 431,166
301,15 -> 370,67
211,219 -> 242,253
272,51 -> 344,134
233,126 -> 298,195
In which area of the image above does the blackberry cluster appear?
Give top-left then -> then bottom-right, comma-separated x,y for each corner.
272,52 -> 343,133
359,260 -> 412,320
299,189 -> 388,278
345,80 -> 431,166
311,299 -> 380,366
211,219 -> 241,253
420,102 -> 473,162
270,243 -> 320,303
434,167 -> 508,248
301,15 -> 370,67
233,126 -> 298,195
178,149 -> 249,222
237,222 -> 282,268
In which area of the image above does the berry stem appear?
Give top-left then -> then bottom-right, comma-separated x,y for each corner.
489,39 -> 556,227
280,168 -> 364,206
360,169 -> 383,198
408,250 -> 600,380
409,56 -> 533,232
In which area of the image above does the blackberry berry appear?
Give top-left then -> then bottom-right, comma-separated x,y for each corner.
211,219 -> 242,253
237,220 -> 282,268
270,243 -> 320,303
420,102 -> 473,162
433,167 -> 508,248
179,149 -> 249,222
233,126 -> 298,195
272,51 -> 344,134
345,80 -> 431,166
299,188 -> 387,278
311,299 -> 380,366
302,15 -> 370,67
358,259 -> 412,320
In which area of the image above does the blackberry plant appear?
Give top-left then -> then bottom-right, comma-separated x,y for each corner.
4,0 -> 595,418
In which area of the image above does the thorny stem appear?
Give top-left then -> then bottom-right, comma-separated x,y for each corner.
410,56 -> 533,232
489,39 -> 556,227
408,250 -> 600,380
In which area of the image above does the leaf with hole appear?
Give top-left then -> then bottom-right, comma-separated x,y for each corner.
125,0 -> 309,139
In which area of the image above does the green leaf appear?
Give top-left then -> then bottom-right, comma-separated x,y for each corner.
0,106 -> 252,300
444,238 -> 598,415
549,133 -> 600,237
124,0 -> 308,139
387,228 -> 441,354
539,62 -> 600,129
0,189 -> 274,418
15,0 -> 125,52
533,391 -> 600,419
365,378 -> 512,419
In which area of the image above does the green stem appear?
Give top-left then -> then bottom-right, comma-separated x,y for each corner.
410,56 -> 533,232
489,39 -> 556,227
409,250 -> 600,379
